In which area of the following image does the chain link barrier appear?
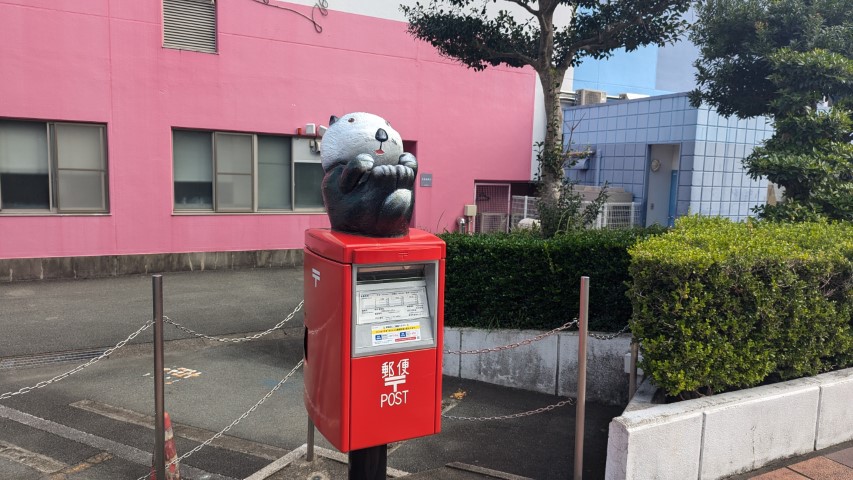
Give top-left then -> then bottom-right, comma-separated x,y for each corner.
441,319 -> 630,420
445,319 -> 631,356
444,319 -> 580,355
164,300 -> 303,343
136,359 -> 304,480
0,320 -> 154,401
589,323 -> 631,341
0,300 -> 305,402
443,397 -> 574,421
1,289 -> 628,474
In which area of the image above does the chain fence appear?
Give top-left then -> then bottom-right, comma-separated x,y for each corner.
135,359 -> 305,480
444,319 -> 631,356
0,300 -> 305,402
589,323 -> 631,340
164,300 -> 303,343
443,319 -> 579,355
0,320 -> 154,401
0,297 -> 307,478
440,318 -> 631,421
442,397 -> 575,422
2,287 -> 632,472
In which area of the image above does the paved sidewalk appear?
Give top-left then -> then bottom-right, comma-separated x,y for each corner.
730,440 -> 853,480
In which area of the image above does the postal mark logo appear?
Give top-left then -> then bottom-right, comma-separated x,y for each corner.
380,358 -> 410,408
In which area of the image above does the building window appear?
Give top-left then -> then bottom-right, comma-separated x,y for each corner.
0,120 -> 109,213
163,0 -> 217,54
173,129 -> 325,213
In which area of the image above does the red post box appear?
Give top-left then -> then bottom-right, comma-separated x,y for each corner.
303,228 -> 445,452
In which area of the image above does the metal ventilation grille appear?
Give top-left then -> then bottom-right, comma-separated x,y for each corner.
474,183 -> 510,233
164,0 -> 217,53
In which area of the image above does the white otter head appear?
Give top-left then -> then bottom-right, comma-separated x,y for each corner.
321,112 -> 404,171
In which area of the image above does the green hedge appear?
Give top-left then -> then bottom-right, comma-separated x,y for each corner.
439,228 -> 662,331
628,216 -> 853,398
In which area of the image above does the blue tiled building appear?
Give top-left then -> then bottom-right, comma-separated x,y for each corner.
563,93 -> 775,226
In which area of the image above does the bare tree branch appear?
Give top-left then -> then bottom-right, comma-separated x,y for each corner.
505,0 -> 538,16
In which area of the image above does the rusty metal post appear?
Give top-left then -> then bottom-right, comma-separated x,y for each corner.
629,340 -> 639,399
153,275 -> 166,480
574,276 -> 589,480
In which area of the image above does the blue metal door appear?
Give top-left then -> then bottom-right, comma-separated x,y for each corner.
667,170 -> 678,227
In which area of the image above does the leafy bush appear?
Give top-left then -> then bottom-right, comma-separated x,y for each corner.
440,227 -> 663,331
628,216 -> 853,398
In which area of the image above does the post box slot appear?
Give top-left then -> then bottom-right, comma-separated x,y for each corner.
356,264 -> 426,283
352,262 -> 438,358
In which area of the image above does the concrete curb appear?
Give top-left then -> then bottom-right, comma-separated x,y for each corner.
605,367 -> 853,479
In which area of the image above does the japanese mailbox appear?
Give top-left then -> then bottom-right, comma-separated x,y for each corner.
303,228 -> 445,452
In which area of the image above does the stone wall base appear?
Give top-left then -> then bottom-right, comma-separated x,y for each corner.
0,249 -> 304,282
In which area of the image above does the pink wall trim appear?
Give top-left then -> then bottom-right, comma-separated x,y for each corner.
0,0 -> 535,259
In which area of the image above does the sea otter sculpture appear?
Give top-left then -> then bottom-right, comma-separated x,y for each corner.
320,112 -> 417,237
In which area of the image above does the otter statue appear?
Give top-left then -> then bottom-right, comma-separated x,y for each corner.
320,112 -> 417,237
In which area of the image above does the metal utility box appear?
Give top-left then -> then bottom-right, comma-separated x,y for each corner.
303,228 -> 445,452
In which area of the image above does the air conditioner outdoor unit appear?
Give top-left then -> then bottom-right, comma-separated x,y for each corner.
577,89 -> 607,105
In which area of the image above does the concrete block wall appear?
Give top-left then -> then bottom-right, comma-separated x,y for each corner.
443,327 -> 633,405
687,107 -> 774,220
563,93 -> 775,223
605,367 -> 853,479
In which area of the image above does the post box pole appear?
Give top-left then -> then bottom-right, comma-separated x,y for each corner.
573,276 -> 589,480
152,275 -> 166,480
348,445 -> 387,480
306,418 -> 315,462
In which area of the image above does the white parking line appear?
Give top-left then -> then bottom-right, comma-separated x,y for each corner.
70,399 -> 287,461
0,440 -> 67,474
0,404 -> 236,480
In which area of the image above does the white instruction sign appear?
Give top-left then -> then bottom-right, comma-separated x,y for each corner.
357,285 -> 428,324
371,322 -> 422,346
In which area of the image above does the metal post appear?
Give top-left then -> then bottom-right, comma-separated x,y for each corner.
153,275 -> 166,480
306,418 -> 315,462
629,340 -> 639,399
574,276 -> 589,480
348,445 -> 387,480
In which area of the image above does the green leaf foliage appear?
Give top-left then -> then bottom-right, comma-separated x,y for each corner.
690,0 -> 853,221
401,0 -> 690,72
440,227 -> 663,331
628,216 -> 853,397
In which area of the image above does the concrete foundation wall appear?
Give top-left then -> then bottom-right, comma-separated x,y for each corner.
443,327 -> 633,405
0,250 -> 304,282
605,367 -> 853,479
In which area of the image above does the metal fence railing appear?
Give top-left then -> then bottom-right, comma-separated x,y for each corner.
510,195 -> 643,229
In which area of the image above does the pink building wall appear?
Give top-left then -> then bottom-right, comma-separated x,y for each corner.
0,0 -> 536,259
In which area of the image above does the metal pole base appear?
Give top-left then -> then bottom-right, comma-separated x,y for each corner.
348,445 -> 387,480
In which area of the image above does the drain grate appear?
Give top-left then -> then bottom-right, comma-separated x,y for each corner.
0,349 -> 108,370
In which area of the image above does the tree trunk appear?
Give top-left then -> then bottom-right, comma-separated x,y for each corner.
537,68 -> 565,207
534,2 -> 566,208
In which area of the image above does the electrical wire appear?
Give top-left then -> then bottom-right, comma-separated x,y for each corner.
252,0 -> 329,33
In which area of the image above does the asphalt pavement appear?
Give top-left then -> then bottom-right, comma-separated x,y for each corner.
0,268 -> 621,479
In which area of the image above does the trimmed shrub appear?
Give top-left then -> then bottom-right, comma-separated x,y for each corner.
628,216 -> 853,398
440,227 -> 662,331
